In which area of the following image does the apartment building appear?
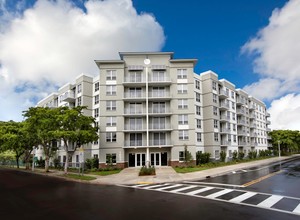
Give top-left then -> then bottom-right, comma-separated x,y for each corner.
36,52 -> 271,168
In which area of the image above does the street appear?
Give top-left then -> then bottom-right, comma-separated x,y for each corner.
1,157 -> 300,220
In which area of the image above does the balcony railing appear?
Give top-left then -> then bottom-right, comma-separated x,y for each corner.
148,123 -> 171,130
219,102 -> 229,110
148,91 -> 171,99
124,108 -> 145,115
148,107 -> 171,115
249,113 -> 255,118
266,120 -> 271,125
124,140 -> 146,147
123,76 -> 146,83
124,92 -> 146,99
251,141 -> 258,146
221,140 -> 231,146
62,91 -> 75,102
267,128 -> 271,132
236,97 -> 245,105
250,123 -> 256,128
220,115 -> 230,121
250,132 -> 258,137
266,112 -> 271,117
219,90 -> 229,99
248,104 -> 255,110
124,124 -> 145,131
148,76 -> 171,83
237,120 -> 246,126
237,130 -> 247,136
149,139 -> 172,146
220,128 -> 230,134
238,141 -> 247,146
236,108 -> 245,115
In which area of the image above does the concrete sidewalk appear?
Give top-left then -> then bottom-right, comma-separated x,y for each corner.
90,155 -> 299,185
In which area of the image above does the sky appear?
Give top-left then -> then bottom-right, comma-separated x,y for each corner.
0,0 -> 300,130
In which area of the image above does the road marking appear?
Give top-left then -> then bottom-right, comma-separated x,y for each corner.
229,192 -> 257,203
136,182 -> 153,185
184,181 -> 245,188
186,187 -> 213,195
156,184 -> 183,191
206,189 -> 233,199
243,170 -> 283,187
293,203 -> 300,214
257,195 -> 283,208
143,183 -> 170,189
132,184 -> 150,187
170,185 -> 198,193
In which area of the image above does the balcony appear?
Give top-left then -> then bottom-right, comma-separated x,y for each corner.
151,65 -> 166,70
148,91 -> 171,100
123,92 -> 146,100
219,102 -> 229,110
249,123 -> 256,128
123,76 -> 146,86
148,76 -> 172,85
236,97 -> 245,106
124,140 -> 146,148
220,128 -> 231,134
266,112 -> 271,117
238,141 -> 247,146
250,132 -> 258,137
237,120 -> 246,126
267,135 -> 272,140
148,123 -> 172,131
220,115 -> 230,122
266,120 -> 271,125
248,104 -> 255,110
267,128 -> 271,132
62,91 -> 75,103
148,107 -> 172,115
149,139 -> 172,147
124,124 -> 146,132
249,113 -> 255,119
250,141 -> 258,146
219,89 -> 229,99
220,140 -> 231,146
237,130 -> 247,136
128,65 -> 144,71
124,108 -> 146,116
236,108 -> 245,115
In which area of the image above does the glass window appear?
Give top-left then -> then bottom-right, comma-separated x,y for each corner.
177,69 -> 187,79
106,132 -> 117,142
196,106 -> 201,115
106,70 -> 116,80
212,81 -> 217,90
195,80 -> 200,89
196,119 -> 202,128
179,151 -> 185,162
213,94 -> 218,103
178,114 -> 188,125
214,120 -> 218,128
94,95 -> 99,105
94,108 -> 99,118
77,84 -> 82,93
179,130 -> 189,140
213,106 -> 218,116
214,133 -> 219,142
196,92 -> 201,102
197,133 -> 202,142
106,85 -> 116,96
77,97 -> 82,106
106,153 -> 116,164
177,84 -> 187,94
178,99 -> 188,109
215,150 -> 220,159
94,82 -> 99,92
106,100 -> 116,111
106,116 -> 116,127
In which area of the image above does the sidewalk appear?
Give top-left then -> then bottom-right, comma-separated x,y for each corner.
90,155 -> 299,185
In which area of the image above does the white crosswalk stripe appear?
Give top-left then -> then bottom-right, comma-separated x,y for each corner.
129,183 -> 300,216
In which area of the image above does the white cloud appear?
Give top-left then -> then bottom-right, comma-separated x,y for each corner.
242,0 -> 300,129
0,0 -> 165,121
268,94 -> 300,130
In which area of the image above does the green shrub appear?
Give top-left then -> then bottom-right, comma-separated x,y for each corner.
139,166 -> 156,176
238,151 -> 245,160
220,151 -> 226,162
248,150 -> 257,159
53,158 -> 61,169
36,158 -> 45,168
232,151 -> 238,161
184,145 -> 193,163
85,158 -> 99,170
196,151 -> 211,165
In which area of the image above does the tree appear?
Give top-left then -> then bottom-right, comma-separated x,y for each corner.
23,107 -> 59,172
51,106 -> 98,174
0,121 -> 36,168
269,130 -> 300,155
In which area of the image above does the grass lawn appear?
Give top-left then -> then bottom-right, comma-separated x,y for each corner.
88,169 -> 122,176
174,157 -> 275,173
63,173 -> 96,181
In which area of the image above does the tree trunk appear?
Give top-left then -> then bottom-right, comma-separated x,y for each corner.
16,156 -> 19,169
45,155 -> 49,172
64,150 -> 69,174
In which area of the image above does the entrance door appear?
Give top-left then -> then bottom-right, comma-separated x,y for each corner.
136,153 -> 146,167
161,152 -> 168,166
150,153 -> 160,166
129,153 -> 135,167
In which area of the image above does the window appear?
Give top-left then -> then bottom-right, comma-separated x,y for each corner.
77,97 -> 82,106
179,151 -> 185,162
231,91 -> 235,99
214,133 -> 219,142
93,154 -> 98,159
195,80 -> 200,89
106,153 -> 116,164
212,81 -> 217,90
213,106 -> 218,116
232,112 -> 236,121
177,69 -> 187,79
196,106 -> 201,115
77,84 -> 82,93
196,119 -> 202,128
94,140 -> 98,145
106,85 -> 116,95
215,150 -> 220,159
106,100 -> 116,111
178,114 -> 188,125
94,95 -> 99,105
213,94 -> 218,103
95,121 -> 99,129
106,116 -> 116,127
229,150 -> 232,158
106,132 -> 116,142
232,101 -> 235,109
196,92 -> 201,102
214,120 -> 218,128
197,133 -> 202,142
233,135 -> 237,143
94,108 -> 99,118
233,124 -> 236,131
179,130 -> 189,140
178,99 -> 188,109
177,84 -> 187,94
106,70 -> 116,80
95,82 -> 99,92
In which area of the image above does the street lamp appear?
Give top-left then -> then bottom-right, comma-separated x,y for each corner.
277,140 -> 281,158
144,58 -> 151,168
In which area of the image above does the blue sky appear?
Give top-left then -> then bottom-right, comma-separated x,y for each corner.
0,0 -> 300,129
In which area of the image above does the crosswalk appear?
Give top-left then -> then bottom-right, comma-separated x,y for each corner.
130,183 -> 300,216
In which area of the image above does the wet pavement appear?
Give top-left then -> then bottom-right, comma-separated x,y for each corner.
1,168 -> 300,220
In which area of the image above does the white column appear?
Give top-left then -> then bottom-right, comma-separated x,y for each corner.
144,58 -> 151,168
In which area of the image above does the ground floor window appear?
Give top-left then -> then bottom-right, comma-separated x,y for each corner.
179,151 -> 185,162
93,154 -> 98,159
215,150 -> 220,159
106,153 -> 116,164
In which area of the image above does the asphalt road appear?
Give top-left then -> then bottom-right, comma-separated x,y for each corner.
1,168 -> 298,220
